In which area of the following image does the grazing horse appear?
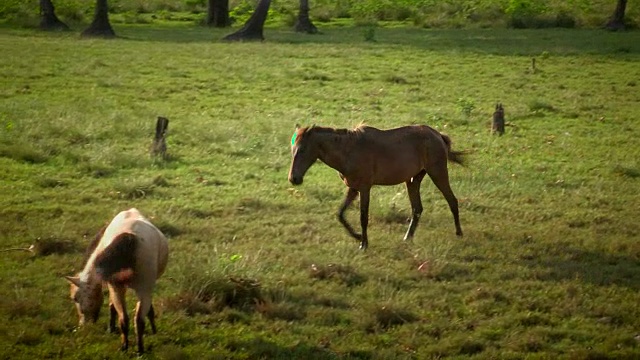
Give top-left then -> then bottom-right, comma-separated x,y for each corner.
65,208 -> 169,354
288,124 -> 464,250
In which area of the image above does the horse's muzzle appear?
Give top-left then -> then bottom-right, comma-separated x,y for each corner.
289,176 -> 303,185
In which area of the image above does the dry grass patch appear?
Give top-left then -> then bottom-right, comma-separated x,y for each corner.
112,179 -> 157,200
33,236 -> 79,257
165,275 -> 263,316
0,142 -> 49,164
612,165 -> 640,179
308,263 -> 366,287
34,177 -> 67,188
255,301 -> 306,322
154,221 -> 185,238
2,298 -> 42,320
372,305 -> 419,330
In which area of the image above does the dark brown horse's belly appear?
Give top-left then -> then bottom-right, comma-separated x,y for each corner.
373,173 -> 418,186
370,154 -> 424,185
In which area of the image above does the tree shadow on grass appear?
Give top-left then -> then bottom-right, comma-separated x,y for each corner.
527,247 -> 640,291
113,25 -> 640,56
225,338 -> 343,360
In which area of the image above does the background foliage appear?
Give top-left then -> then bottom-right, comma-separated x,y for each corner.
1,0 -> 640,356
1,0 -> 638,29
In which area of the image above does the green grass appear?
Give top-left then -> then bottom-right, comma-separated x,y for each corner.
1,23 -> 640,359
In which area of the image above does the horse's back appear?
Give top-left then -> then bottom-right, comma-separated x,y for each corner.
351,125 -> 449,185
101,208 -> 169,284
127,212 -> 169,283
359,124 -> 439,140
358,125 -> 444,154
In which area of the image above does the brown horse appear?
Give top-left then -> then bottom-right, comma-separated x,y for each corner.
288,124 -> 464,250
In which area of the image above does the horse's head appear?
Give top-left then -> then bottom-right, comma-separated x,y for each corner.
288,125 -> 320,185
65,274 -> 103,326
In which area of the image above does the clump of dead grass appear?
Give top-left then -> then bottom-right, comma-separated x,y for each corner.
356,304 -> 420,332
165,275 -> 263,316
33,237 -> 79,256
308,263 -> 366,287
255,300 -> 306,321
3,298 -> 42,320
372,305 -> 419,329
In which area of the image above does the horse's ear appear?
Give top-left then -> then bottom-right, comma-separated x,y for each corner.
295,123 -> 300,130
64,276 -> 81,287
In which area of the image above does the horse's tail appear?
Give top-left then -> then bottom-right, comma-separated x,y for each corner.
440,133 -> 465,166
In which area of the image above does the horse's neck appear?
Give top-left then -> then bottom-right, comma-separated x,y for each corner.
317,131 -> 355,174
80,250 -> 101,284
79,267 -> 100,287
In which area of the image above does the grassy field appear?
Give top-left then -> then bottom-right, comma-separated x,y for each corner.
1,23 -> 639,359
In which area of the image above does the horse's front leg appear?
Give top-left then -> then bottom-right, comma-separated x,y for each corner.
358,188 -> 371,250
338,188 -> 362,242
109,285 -> 129,351
404,171 -> 426,241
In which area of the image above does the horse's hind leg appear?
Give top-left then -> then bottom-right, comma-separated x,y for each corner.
427,164 -> 463,237
148,304 -> 157,334
338,188 -> 363,243
108,284 -> 129,351
134,298 -> 152,355
404,170 -> 427,241
358,188 -> 370,250
109,302 -> 117,333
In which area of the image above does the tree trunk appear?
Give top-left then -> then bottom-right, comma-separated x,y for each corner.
81,0 -> 115,38
605,0 -> 627,31
39,0 -> 70,31
206,0 -> 230,27
223,0 -> 271,41
294,0 -> 317,34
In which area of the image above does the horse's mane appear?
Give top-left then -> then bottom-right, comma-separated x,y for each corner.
303,122 -> 368,137
352,121 -> 368,133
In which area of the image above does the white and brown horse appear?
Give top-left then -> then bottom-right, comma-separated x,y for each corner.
65,208 -> 169,354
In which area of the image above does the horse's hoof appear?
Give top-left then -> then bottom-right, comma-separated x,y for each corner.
456,231 -> 463,237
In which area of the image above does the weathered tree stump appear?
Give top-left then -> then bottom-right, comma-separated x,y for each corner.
150,117 -> 169,159
492,103 -> 505,136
